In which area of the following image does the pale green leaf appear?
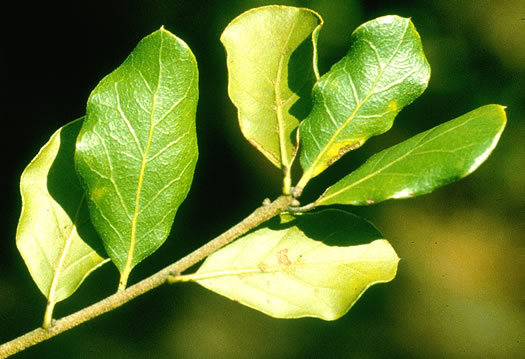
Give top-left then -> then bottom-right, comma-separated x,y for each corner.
75,28 -> 199,288
16,119 -> 109,312
191,210 -> 399,320
222,5 -> 322,173
317,105 -> 507,206
298,15 -> 430,189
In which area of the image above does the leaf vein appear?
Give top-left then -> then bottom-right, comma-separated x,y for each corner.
146,133 -> 187,163
93,130 -> 132,220
114,82 -> 144,156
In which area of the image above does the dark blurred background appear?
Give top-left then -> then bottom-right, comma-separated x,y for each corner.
2,0 -> 523,358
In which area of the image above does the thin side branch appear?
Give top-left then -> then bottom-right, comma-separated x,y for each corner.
0,195 -> 293,358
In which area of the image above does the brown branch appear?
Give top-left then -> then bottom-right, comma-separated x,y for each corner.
0,195 -> 293,358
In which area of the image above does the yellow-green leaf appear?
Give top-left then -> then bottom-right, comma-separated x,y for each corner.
189,210 -> 399,320
222,5 -> 322,179
16,119 -> 109,326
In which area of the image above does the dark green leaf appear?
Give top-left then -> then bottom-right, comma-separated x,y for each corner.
75,28 -> 199,289
317,105 -> 507,206
298,15 -> 430,189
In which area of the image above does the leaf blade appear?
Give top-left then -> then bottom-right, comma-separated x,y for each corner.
193,210 -> 399,320
75,28 -> 199,288
298,15 -> 430,188
221,5 -> 322,174
16,119 -> 109,316
317,105 -> 507,206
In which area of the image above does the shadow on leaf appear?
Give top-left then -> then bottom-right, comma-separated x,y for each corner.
47,119 -> 107,258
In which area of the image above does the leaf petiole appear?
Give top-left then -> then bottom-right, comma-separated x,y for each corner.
287,201 -> 316,213
42,301 -> 55,329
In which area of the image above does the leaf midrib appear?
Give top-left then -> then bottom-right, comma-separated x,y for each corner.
122,33 -> 165,282
199,233 -> 392,285
275,18 -> 299,170
197,257 -> 391,280
47,194 -> 86,305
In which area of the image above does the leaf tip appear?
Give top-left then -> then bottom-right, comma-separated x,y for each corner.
495,103 -> 508,118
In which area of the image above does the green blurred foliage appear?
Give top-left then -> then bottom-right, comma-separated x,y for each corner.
2,0 -> 523,358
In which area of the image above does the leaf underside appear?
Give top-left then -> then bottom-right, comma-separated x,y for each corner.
75,28 -> 199,282
17,119 -> 108,304
299,15 -> 431,185
317,104 -> 507,206
221,5 -> 322,170
194,210 -> 399,320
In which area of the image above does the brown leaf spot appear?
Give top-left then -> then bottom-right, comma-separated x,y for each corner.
277,248 -> 292,266
327,142 -> 362,166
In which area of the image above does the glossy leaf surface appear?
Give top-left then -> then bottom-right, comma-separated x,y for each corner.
317,105 -> 506,206
17,119 -> 108,305
193,210 -> 399,320
75,28 -> 199,287
222,5 -> 322,171
299,15 -> 430,187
